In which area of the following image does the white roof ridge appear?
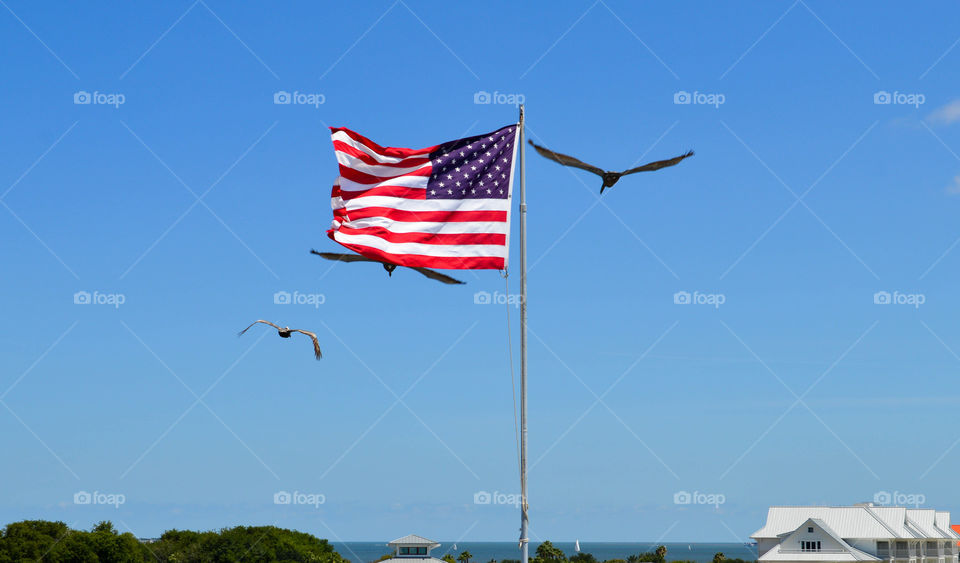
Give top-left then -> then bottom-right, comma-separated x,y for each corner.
862,505 -> 901,539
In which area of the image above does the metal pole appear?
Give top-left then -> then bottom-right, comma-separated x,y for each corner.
518,104 -> 529,563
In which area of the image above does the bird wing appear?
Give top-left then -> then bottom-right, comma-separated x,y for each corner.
621,150 -> 694,176
527,140 -> 605,176
290,329 -> 323,360
410,266 -> 466,285
310,250 -> 377,263
239,319 -> 281,336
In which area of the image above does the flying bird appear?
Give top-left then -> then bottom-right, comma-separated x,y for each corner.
238,320 -> 322,360
310,250 -> 465,285
527,140 -> 693,193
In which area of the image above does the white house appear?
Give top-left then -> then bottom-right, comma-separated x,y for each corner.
381,535 -> 445,563
752,505 -> 960,563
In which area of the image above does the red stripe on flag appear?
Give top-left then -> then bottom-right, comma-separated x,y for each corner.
338,185 -> 426,201
336,225 -> 506,246
330,127 -> 437,158
332,141 -> 430,168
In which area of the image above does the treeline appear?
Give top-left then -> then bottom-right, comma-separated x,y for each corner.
463,542 -> 756,563
0,520 -> 348,563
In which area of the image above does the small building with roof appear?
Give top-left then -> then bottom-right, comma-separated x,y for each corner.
381,535 -> 445,563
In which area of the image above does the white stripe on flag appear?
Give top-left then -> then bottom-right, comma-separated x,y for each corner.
332,232 -> 509,259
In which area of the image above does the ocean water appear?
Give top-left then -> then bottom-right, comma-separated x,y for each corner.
331,542 -> 759,563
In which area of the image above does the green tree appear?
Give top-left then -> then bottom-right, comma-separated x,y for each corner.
0,520 -> 350,563
459,550 -> 474,563
569,553 -> 597,563
713,553 -> 726,563
443,554 -> 457,563
535,540 -> 567,563
655,546 -> 667,563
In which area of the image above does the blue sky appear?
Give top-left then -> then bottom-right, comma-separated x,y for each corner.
2,0 -> 960,546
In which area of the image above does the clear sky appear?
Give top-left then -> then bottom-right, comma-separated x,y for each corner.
2,0 -> 960,545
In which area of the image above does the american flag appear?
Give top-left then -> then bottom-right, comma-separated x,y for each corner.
328,124 -> 519,270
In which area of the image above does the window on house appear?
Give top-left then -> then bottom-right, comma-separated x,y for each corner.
418,548 -> 427,555
808,527 -> 814,533
801,541 -> 822,552
401,548 -> 411,555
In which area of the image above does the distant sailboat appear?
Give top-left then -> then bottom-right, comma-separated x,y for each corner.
453,544 -> 458,551
575,540 -> 580,553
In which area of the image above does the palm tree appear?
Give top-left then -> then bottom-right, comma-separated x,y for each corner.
713,553 -> 725,563
458,550 -> 474,563
655,546 -> 667,563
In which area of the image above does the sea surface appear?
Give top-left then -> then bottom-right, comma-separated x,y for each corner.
331,543 -> 759,563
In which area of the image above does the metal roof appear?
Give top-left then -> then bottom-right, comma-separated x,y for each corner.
752,506 -> 956,540
388,535 -> 441,547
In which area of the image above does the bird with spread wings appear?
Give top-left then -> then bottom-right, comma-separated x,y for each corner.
310,250 -> 465,285
239,320 -> 322,360
527,140 -> 693,193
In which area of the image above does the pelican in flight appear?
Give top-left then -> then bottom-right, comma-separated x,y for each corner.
239,320 -> 322,360
528,140 -> 693,193
310,250 -> 465,285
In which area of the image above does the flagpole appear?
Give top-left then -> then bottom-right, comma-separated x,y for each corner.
518,104 -> 529,563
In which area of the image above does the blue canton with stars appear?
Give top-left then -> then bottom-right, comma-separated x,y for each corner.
426,124 -> 516,200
